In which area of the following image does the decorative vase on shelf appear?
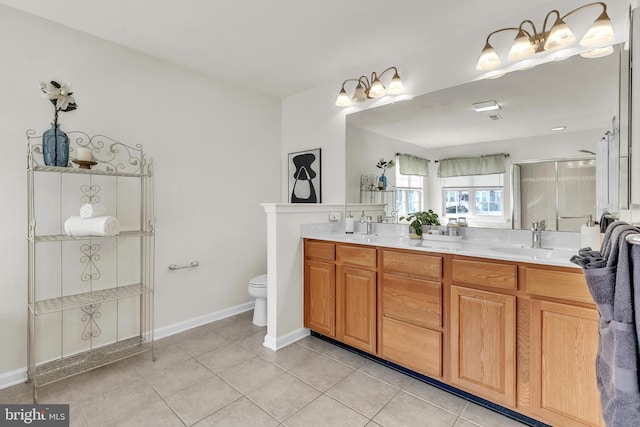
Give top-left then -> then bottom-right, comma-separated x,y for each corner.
378,175 -> 387,190
42,123 -> 69,167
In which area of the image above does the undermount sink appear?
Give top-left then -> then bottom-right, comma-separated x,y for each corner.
488,246 -> 576,260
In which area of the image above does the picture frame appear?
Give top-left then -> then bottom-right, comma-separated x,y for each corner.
288,148 -> 321,203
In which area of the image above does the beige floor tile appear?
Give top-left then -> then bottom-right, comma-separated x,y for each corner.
365,422 -> 383,427
258,343 -> 319,371
218,357 -> 285,394
211,318 -> 266,342
146,357 -> 213,397
453,418 -> 481,427
66,360 -> 143,401
69,404 -> 88,427
126,341 -> 191,375
372,391 -> 458,427
176,325 -> 231,356
105,400 -> 184,427
0,382 -> 36,404
289,353 -> 354,392
284,394 -> 369,427
326,371 -> 399,418
358,360 -> 412,389
165,375 -> 242,426
196,342 -> 255,373
246,373 -> 321,422
37,380 -> 76,404
194,396 -> 279,427
234,330 -> 270,354
460,402 -> 528,427
322,345 -> 368,370
79,379 -> 161,426
402,379 -> 468,415
296,335 -> 337,353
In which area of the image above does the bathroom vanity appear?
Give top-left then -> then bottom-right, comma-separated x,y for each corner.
303,235 -> 603,427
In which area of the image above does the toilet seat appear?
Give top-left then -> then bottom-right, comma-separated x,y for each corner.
249,274 -> 268,288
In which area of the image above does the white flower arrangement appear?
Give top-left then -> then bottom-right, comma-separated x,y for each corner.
39,80 -> 78,126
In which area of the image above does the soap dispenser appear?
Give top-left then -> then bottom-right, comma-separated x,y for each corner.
580,214 -> 600,250
345,212 -> 354,234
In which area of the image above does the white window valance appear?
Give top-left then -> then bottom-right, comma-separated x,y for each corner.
437,153 -> 508,178
398,153 -> 430,176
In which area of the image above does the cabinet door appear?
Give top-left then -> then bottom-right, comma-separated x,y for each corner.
450,286 -> 516,407
304,259 -> 336,338
337,266 -> 377,353
530,300 -> 604,427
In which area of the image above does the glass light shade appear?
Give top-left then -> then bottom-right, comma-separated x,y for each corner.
352,83 -> 368,103
508,30 -> 536,61
368,78 -> 385,98
544,18 -> 575,50
386,72 -> 405,95
335,88 -> 351,107
580,45 -> 614,58
580,11 -> 614,48
476,43 -> 501,71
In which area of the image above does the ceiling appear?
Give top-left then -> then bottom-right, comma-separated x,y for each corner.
0,0 -> 631,99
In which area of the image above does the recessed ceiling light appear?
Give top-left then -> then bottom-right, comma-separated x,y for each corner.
472,100 -> 501,112
551,126 -> 567,131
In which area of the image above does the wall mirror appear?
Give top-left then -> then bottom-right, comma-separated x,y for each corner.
346,44 -> 629,232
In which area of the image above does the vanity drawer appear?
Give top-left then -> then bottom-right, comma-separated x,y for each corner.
336,244 -> 377,268
452,258 -> 517,290
382,274 -> 441,329
304,240 -> 335,261
525,267 -> 593,304
382,249 -> 442,281
380,317 -> 442,378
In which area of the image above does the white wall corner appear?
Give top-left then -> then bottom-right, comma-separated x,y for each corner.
263,327 -> 309,351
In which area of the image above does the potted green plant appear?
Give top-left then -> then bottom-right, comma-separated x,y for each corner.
400,210 -> 440,239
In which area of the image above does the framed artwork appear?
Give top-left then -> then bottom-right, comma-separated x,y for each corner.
288,148 -> 321,203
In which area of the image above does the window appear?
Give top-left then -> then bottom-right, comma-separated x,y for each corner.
442,174 -> 504,218
395,169 -> 423,218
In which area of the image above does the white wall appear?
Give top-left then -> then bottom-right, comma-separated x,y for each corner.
0,6 -> 280,381
345,125 -> 431,203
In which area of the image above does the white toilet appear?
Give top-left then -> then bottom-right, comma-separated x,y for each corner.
248,274 -> 268,326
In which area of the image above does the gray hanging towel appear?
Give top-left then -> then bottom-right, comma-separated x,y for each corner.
573,221 -> 640,426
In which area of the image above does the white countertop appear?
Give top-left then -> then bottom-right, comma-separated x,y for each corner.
302,231 -> 581,269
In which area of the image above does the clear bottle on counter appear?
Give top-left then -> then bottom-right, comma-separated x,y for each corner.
457,217 -> 468,227
447,218 -> 459,236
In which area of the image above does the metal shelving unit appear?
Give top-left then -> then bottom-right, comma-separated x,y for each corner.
25,130 -> 155,402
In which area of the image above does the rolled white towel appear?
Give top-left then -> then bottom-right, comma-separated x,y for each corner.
64,216 -> 120,237
79,203 -> 108,219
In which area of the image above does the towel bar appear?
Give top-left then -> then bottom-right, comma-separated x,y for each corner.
168,261 -> 199,270
626,234 -> 640,245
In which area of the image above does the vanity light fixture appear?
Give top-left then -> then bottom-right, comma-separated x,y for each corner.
473,100 -> 501,112
476,2 -> 615,72
335,66 -> 405,107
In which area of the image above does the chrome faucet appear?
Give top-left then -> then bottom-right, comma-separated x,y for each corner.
361,215 -> 373,235
530,220 -> 546,248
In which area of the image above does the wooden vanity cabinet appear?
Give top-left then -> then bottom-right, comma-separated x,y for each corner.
524,266 -> 604,427
336,244 -> 377,353
379,249 -> 443,378
304,240 -> 336,338
449,257 -> 517,407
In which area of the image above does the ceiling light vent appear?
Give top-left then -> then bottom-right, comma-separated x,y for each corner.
488,114 -> 503,120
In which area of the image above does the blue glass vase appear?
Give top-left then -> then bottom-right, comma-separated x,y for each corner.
378,175 -> 387,190
42,123 -> 69,167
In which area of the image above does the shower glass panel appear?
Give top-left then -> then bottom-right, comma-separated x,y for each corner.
518,159 -> 595,232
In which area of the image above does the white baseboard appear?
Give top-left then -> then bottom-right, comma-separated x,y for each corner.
0,301 -> 254,390
263,327 -> 309,351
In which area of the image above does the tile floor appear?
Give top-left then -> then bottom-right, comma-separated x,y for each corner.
0,311 -> 528,426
